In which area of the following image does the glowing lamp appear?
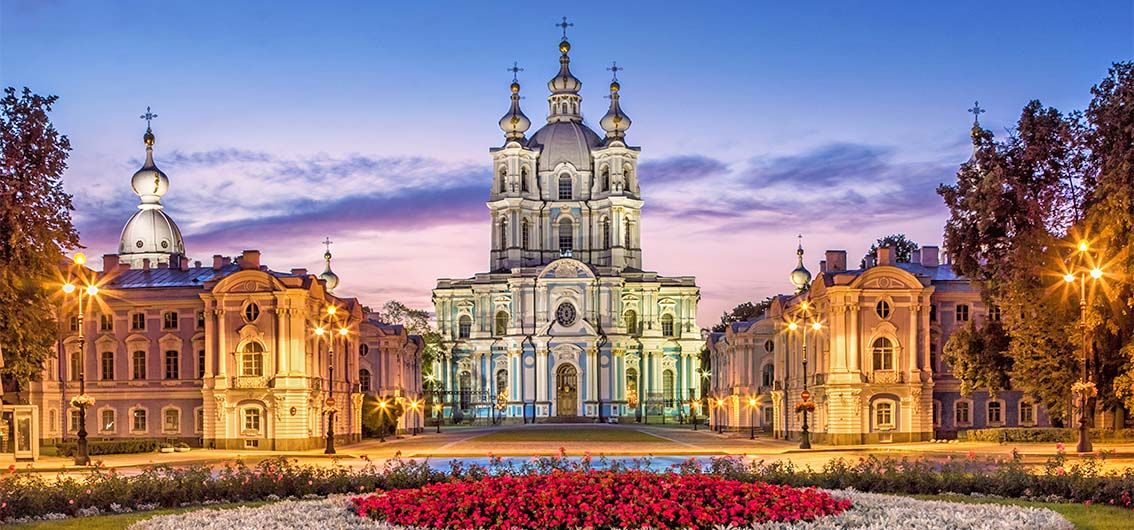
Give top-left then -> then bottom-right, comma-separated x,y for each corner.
747,397 -> 757,407
73,253 -> 86,265
314,326 -> 326,336
788,322 -> 798,331
86,285 -> 99,296
1090,268 -> 1103,279
338,327 -> 349,336
811,321 -> 821,331
1063,273 -> 1076,283
326,306 -> 337,315
62,283 -> 76,294
1078,241 -> 1089,252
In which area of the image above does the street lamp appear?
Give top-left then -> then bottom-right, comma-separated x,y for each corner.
1063,240 -> 1105,453
746,396 -> 758,439
714,398 -> 725,433
314,305 -> 350,455
433,403 -> 443,433
60,253 -> 100,466
787,315 -> 821,450
377,398 -> 389,442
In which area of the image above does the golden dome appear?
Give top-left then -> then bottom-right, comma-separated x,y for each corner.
559,40 -> 571,54
610,80 -> 620,92
511,81 -> 521,94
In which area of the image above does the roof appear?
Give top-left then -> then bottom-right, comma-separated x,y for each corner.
102,264 -> 306,289
527,120 -> 602,171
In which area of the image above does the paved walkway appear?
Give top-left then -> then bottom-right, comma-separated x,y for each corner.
9,423 -> 1134,474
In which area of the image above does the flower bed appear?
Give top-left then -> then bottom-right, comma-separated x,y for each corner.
352,471 -> 850,529
127,491 -> 1074,530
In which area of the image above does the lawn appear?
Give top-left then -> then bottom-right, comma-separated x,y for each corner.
471,427 -> 667,443
913,494 -> 1131,530
8,502 -> 270,530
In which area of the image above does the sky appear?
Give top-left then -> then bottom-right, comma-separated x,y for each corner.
3,1 -> 1132,325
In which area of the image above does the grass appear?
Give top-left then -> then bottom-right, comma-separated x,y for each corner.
912,494 -> 1131,530
8,501 -> 271,530
471,427 -> 667,443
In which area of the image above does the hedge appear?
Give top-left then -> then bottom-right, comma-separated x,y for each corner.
55,439 -> 162,457
958,428 -> 1134,443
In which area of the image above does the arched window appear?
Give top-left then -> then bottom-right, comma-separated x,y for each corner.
521,219 -> 530,249
558,174 -> 572,200
761,364 -> 775,388
521,167 -> 529,192
359,369 -> 371,392
499,168 -> 507,193
499,218 -> 508,249
601,167 -> 610,192
661,314 -> 675,337
241,342 -> 265,377
624,310 -> 638,336
495,369 -> 508,395
624,219 -> 632,248
602,217 -> 611,249
70,351 -> 82,381
623,165 -> 634,191
495,311 -> 508,336
558,218 -> 573,251
459,371 -> 472,409
458,315 -> 472,339
662,369 -> 675,406
871,337 -> 894,371
874,401 -> 894,428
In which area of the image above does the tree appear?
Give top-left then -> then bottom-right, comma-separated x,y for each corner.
860,234 -> 919,268
376,300 -> 441,382
0,87 -> 79,387
941,321 -> 1013,398
711,297 -> 773,332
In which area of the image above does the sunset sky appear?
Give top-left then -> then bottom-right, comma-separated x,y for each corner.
3,1 -> 1131,325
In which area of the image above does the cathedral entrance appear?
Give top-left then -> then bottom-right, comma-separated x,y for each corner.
555,365 -> 578,417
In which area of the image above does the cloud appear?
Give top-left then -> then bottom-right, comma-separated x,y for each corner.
639,155 -> 729,184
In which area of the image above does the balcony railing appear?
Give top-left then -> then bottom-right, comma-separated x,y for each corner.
868,370 -> 903,384
231,376 -> 268,388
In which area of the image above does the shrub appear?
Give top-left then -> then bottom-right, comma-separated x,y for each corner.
55,439 -> 162,457
959,428 -> 1073,443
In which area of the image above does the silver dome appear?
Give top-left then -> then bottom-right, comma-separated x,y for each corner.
119,207 -> 186,257
527,120 -> 602,171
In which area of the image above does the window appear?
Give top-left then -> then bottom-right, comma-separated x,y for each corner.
99,314 -> 114,332
763,407 -> 774,425
131,350 -> 146,380
626,368 -> 639,405
163,311 -> 178,330
163,408 -> 180,432
955,401 -> 971,425
521,167 -> 529,192
131,313 -> 146,330
69,409 -> 81,432
764,339 -> 775,352
359,369 -> 371,392
989,305 -> 1002,322
558,218 -> 573,251
164,350 -> 180,379
196,310 -> 206,329
624,167 -> 634,190
101,409 -> 115,432
498,168 -> 507,193
933,401 -> 941,426
499,218 -> 508,249
929,305 -> 937,322
495,311 -> 508,336
956,304 -> 970,322
875,300 -> 892,319
70,351 -> 82,381
761,364 -> 774,388
69,315 -> 79,332
496,369 -> 508,394
100,351 -> 114,380
662,369 -> 675,406
521,219 -> 530,249
1020,400 -> 1035,425
871,337 -> 894,371
987,401 -> 1003,424
132,409 -> 147,432
197,349 -> 206,379
624,310 -> 638,336
602,218 -> 611,249
195,408 -> 205,433
875,401 -> 894,428
243,303 -> 260,323
359,343 -> 369,357
458,315 -> 472,339
601,168 -> 610,192
244,408 -> 261,432
624,220 -> 632,248
661,314 -> 675,337
557,174 -> 572,200
929,342 -> 938,372
241,342 -> 264,377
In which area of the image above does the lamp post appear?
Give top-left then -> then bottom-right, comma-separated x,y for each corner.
315,305 -> 350,455
714,398 -> 725,433
787,310 -> 821,450
433,403 -> 443,433
408,399 -> 420,436
61,253 -> 99,466
1063,240 -> 1104,453
746,396 -> 757,439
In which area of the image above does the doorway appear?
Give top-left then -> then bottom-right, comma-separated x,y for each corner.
555,364 -> 578,417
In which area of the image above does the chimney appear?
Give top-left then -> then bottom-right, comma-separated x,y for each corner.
911,249 -> 922,265
142,258 -> 151,270
819,260 -> 827,274
921,245 -> 940,267
864,255 -> 876,268
239,250 -> 261,270
212,254 -> 224,270
877,246 -> 896,266
290,268 -> 308,275
103,254 -> 119,272
179,256 -> 190,271
222,256 -> 232,267
194,260 -> 202,268
825,250 -> 847,273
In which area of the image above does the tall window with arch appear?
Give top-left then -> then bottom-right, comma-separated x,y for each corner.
662,369 -> 675,407
558,218 -> 573,251
458,315 -> 472,339
601,167 -> 610,192
623,165 -> 634,192
520,167 -> 529,192
625,367 -> 639,406
459,371 -> 472,409
498,168 -> 507,193
661,313 -> 675,337
499,218 -> 508,249
558,174 -> 572,200
495,369 -> 508,396
761,363 -> 775,388
871,337 -> 894,371
602,217 -> 611,250
359,368 -> 371,392
624,219 -> 632,248
494,311 -> 508,336
624,310 -> 638,336
241,342 -> 265,377
521,219 -> 530,249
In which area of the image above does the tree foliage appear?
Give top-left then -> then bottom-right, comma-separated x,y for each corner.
937,63 -> 1134,424
711,297 -> 773,332
0,87 -> 79,388
860,234 -> 919,268
376,300 -> 441,381
941,321 -> 1013,398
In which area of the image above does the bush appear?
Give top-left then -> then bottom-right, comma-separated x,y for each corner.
55,439 -> 162,457
959,428 -> 1072,443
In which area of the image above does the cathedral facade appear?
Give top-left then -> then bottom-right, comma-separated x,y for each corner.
24,122 -> 422,451
432,32 -> 701,421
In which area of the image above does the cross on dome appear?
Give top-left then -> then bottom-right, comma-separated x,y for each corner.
556,16 -> 574,40
322,236 -> 334,255
607,61 -> 623,82
139,106 -> 158,130
508,62 -> 524,82
968,101 -> 985,126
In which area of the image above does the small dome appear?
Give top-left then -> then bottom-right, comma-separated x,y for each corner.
548,41 -> 581,94
600,82 -> 632,140
131,131 -> 169,204
789,241 -> 811,292
118,207 -> 185,256
498,82 -> 531,141
320,250 -> 340,293
527,120 -> 603,171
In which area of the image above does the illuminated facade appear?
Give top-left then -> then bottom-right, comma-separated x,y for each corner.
432,31 -> 701,421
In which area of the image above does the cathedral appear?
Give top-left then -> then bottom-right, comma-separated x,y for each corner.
432,28 -> 702,422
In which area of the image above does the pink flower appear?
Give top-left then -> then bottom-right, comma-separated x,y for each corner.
6,464 -> 14,474
1056,442 -> 1066,452
68,499 -> 75,505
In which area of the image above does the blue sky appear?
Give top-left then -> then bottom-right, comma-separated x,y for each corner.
3,1 -> 1131,322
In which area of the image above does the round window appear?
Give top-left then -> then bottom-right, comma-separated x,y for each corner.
555,303 -> 577,327
764,339 -> 775,353
160,240 -> 169,249
360,344 -> 370,357
243,302 -> 261,322
875,300 -> 892,319
135,240 -> 144,248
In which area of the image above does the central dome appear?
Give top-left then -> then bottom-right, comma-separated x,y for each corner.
119,207 -> 186,256
527,120 -> 602,171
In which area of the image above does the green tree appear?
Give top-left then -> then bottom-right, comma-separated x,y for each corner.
377,300 -> 441,382
711,297 -> 773,332
1,87 -> 79,387
860,234 -> 919,268
941,321 -> 1013,398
